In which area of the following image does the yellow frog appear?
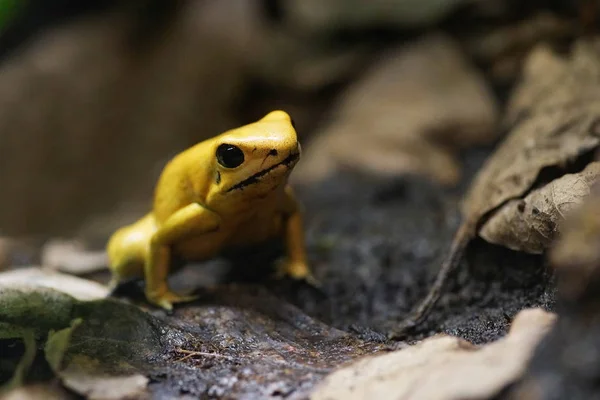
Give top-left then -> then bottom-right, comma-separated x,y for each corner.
106,110 -> 313,310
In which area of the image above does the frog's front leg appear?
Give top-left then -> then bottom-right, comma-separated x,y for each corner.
146,203 -> 220,310
278,187 -> 318,286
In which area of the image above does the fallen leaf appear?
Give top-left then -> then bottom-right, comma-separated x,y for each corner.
0,267 -> 108,301
0,267 -> 148,397
294,33 -> 498,186
0,285 -> 86,393
548,181 -> 600,299
0,287 -> 78,335
0,286 -> 154,398
44,319 -> 83,372
509,182 -> 600,400
0,383 -> 74,400
479,161 -> 600,253
57,355 -> 149,400
312,308 -> 556,400
41,239 -> 108,275
394,38 -> 600,335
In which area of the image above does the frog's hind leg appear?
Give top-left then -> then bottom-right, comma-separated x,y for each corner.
106,214 -> 156,296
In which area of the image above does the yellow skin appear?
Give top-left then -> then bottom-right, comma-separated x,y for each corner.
106,110 -> 314,310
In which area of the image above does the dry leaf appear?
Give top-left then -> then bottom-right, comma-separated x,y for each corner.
58,355 -> 149,400
479,161 -> 600,253
509,185 -> 600,400
0,383 -> 74,400
313,308 -> 556,400
41,240 -> 108,275
294,33 -> 498,186
393,38 -> 600,336
0,267 -> 108,300
547,182 -> 600,300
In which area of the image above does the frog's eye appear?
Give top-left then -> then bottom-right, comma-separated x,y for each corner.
216,144 -> 245,168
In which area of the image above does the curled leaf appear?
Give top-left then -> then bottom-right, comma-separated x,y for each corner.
315,309 -> 556,400
393,38 -> 600,335
548,182 -> 600,300
479,161 -> 600,253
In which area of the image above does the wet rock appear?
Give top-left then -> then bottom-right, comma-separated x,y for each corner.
294,34 -> 498,187
312,308 -> 556,400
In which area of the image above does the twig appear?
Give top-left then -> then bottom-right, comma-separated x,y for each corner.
174,348 -> 233,362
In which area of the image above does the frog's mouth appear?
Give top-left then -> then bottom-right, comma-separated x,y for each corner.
226,151 -> 300,192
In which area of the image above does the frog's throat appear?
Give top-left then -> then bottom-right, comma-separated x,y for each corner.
226,151 -> 299,192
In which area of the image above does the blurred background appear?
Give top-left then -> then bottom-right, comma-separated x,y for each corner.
0,0 -> 583,267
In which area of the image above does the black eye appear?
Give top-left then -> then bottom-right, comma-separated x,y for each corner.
216,144 -> 244,168
290,118 -> 297,130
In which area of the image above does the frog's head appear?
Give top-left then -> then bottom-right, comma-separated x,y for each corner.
210,110 -> 301,197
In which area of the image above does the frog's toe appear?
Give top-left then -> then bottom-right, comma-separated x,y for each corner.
302,272 -> 322,288
156,298 -> 174,311
276,260 -> 321,287
148,291 -> 198,310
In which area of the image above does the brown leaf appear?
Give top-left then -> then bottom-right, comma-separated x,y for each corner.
548,182 -> 600,300
1,383 -> 74,400
393,38 -> 600,335
57,355 -> 149,400
463,43 -> 600,229
313,308 -> 556,400
0,267 -> 108,301
294,33 -> 499,186
479,161 -> 600,253
41,240 -> 108,275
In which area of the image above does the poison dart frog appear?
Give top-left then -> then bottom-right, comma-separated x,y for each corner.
106,111 -> 314,310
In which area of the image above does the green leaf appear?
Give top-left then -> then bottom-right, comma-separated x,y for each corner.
45,318 -> 83,373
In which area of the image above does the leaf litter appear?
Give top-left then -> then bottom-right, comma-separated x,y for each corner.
391,37 -> 600,337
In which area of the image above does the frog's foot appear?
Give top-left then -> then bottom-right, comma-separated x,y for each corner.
275,260 -> 321,288
146,290 -> 199,311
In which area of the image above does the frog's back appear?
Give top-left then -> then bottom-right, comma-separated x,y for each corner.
152,141 -> 213,223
